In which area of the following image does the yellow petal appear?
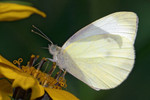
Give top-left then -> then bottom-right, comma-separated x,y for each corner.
45,88 -> 79,100
0,75 -> 13,100
0,64 -> 22,80
0,2 -> 46,21
12,74 -> 45,99
31,84 -> 45,100
0,56 -> 45,99
0,55 -> 21,71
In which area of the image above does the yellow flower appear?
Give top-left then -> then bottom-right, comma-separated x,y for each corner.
0,55 -> 79,100
0,2 -> 46,21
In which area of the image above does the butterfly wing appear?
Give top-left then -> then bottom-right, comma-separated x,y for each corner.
58,12 -> 138,90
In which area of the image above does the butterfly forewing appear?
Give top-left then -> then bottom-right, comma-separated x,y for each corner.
58,12 -> 138,90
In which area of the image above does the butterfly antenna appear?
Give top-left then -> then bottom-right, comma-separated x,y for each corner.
31,25 -> 53,45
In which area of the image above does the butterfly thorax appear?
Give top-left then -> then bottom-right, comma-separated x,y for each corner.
48,44 -> 62,61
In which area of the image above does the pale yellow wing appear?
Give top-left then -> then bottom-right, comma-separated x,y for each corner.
58,12 -> 138,90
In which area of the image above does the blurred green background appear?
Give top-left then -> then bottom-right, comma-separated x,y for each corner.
0,0 -> 150,100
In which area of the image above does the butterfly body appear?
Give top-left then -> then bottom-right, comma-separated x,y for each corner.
47,12 -> 138,90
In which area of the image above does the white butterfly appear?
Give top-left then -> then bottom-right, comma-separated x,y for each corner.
33,12 -> 138,90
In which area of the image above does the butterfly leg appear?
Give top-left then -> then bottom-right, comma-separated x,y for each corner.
46,58 -> 57,62
46,58 -> 64,71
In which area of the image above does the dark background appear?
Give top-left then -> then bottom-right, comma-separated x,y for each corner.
0,0 -> 150,100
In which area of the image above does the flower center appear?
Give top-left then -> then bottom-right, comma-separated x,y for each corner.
13,55 -> 67,90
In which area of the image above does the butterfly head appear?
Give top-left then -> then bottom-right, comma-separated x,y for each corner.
48,44 -> 61,55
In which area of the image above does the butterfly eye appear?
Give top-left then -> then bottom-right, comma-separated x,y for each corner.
49,45 -> 57,54
51,46 -> 56,52
49,45 -> 61,55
